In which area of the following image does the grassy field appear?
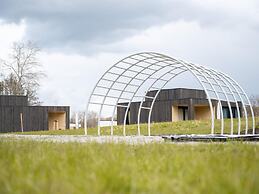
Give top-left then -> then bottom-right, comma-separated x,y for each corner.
13,117 -> 258,136
2,118 -> 258,193
0,140 -> 258,194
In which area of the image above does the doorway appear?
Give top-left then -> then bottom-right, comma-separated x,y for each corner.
126,109 -> 130,125
178,106 -> 188,121
48,112 -> 66,130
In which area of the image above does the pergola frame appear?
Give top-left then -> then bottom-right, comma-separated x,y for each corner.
85,52 -> 255,136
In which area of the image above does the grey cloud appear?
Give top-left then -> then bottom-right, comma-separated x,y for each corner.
0,0 -> 235,53
0,1 -> 167,48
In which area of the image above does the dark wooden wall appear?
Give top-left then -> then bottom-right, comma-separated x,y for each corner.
0,95 -> 70,133
117,88 -> 241,125
145,88 -> 207,102
118,88 -> 209,124
0,95 -> 28,106
117,99 -> 212,125
0,106 -> 70,133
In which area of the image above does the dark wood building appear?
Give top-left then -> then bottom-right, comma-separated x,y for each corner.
117,88 -> 241,125
0,95 -> 70,133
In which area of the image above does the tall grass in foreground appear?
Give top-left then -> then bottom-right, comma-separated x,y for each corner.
13,117 -> 259,136
0,140 -> 258,194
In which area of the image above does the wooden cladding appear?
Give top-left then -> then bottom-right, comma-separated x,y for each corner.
0,95 -> 70,133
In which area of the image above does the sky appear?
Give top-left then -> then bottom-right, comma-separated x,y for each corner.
0,0 -> 258,112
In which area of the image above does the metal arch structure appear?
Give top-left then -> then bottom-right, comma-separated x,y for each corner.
85,52 -> 255,136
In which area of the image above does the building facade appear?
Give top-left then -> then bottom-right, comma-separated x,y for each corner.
117,88 -> 241,125
0,95 -> 70,133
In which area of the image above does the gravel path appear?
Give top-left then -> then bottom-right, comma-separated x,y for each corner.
0,134 -> 164,144
2,134 -> 258,144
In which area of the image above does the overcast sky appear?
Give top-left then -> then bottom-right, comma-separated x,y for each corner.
0,0 -> 258,112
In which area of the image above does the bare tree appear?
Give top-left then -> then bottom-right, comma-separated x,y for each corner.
78,112 -> 86,128
250,95 -> 259,117
1,73 -> 22,95
0,61 -> 5,94
70,111 -> 98,128
71,111 -> 98,128
87,111 -> 98,128
70,111 -> 85,128
0,41 -> 45,105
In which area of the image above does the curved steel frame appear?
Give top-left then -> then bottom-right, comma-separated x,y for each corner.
85,52 -> 255,136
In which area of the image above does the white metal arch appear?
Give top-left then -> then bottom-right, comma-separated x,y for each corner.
135,59 -> 216,135
193,64 -> 234,134
202,67 -> 239,135
218,71 -> 255,134
85,52 -> 255,136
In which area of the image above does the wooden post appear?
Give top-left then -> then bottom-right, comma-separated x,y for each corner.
20,113 -> 24,132
188,99 -> 195,120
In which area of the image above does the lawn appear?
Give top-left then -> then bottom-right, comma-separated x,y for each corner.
2,118 -> 258,193
12,117 -> 258,136
0,140 -> 258,194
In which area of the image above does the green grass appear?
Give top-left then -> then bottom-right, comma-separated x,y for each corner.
13,117 -> 259,136
0,140 -> 258,194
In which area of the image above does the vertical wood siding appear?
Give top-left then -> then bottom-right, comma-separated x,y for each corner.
0,95 -> 70,133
